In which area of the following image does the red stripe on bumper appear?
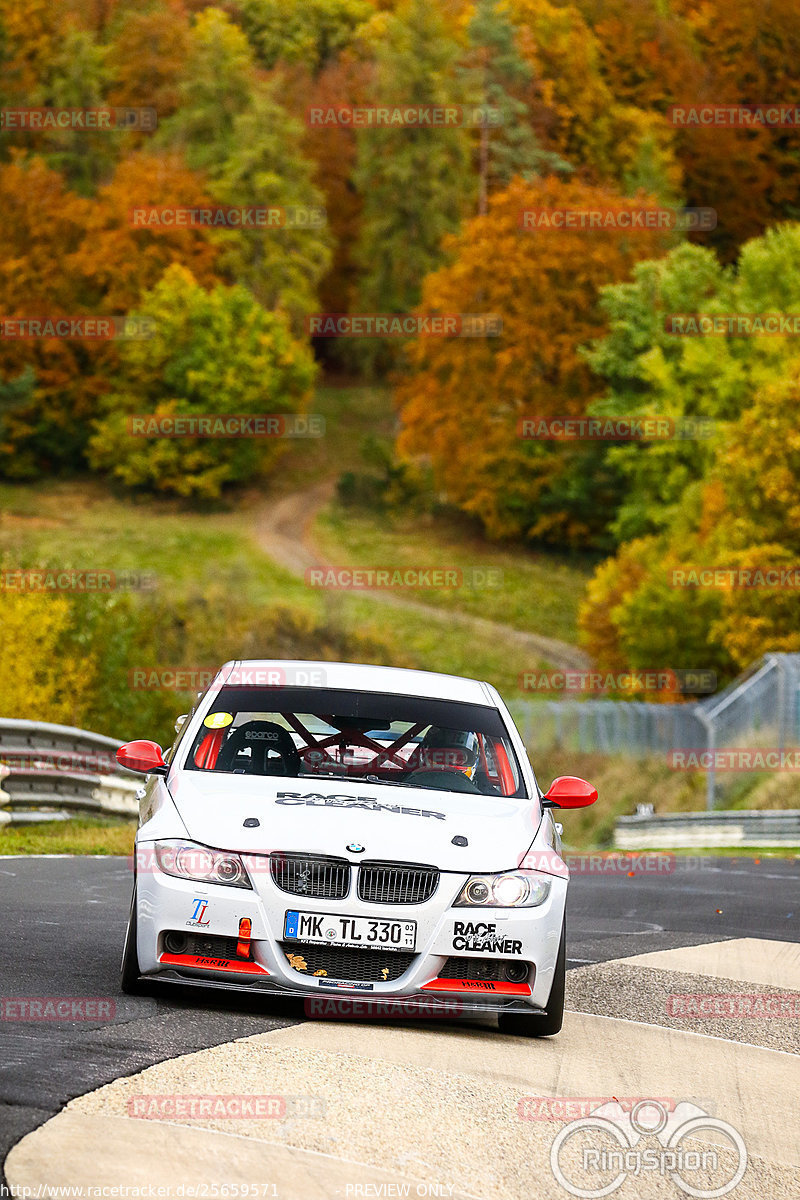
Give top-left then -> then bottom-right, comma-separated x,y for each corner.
159,953 -> 269,976
422,978 -> 531,996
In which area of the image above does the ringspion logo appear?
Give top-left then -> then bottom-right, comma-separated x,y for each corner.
550,1099 -> 746,1198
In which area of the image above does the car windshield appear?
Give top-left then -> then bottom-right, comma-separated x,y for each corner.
183,685 -> 527,798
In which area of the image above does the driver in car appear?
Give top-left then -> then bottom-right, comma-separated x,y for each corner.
410,728 -> 484,790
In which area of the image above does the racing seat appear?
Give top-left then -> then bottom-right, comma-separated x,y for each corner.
215,721 -> 301,777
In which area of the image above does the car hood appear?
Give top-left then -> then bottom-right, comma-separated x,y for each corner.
167,772 -> 540,873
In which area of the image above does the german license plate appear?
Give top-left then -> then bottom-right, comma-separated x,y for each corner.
284,910 -> 416,951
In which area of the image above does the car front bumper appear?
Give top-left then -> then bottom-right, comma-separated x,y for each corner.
134,844 -> 567,1013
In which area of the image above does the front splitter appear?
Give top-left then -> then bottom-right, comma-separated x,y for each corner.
143,968 -> 543,1016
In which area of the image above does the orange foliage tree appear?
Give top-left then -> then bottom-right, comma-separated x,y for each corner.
278,54 -> 375,316
0,157 -> 98,475
0,151 -> 223,476
395,175 -> 673,546
507,0 -> 683,202
105,1 -> 191,118
71,151 -> 222,312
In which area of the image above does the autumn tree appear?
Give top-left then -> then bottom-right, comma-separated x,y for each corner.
284,55 -> 375,315
0,158 -> 98,477
561,0 -> 800,257
577,533 -> 734,680
105,1 -> 191,119
573,0 -> 698,113
71,151 -> 222,313
0,590 -> 99,726
460,0 -> 570,215
88,264 -> 317,498
676,0 -> 800,256
584,225 -> 800,542
395,175 -> 673,546
233,0 -> 374,73
157,7 -> 331,325
580,360 -> 800,677
350,0 -> 474,372
0,0 -> 65,105
507,0 -> 683,205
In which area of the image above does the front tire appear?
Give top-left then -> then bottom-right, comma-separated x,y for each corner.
498,920 -> 565,1038
120,882 -> 144,994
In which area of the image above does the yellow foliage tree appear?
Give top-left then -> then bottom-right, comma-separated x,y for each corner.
0,592 -> 98,726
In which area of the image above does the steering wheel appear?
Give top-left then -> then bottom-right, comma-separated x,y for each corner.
407,768 -> 482,793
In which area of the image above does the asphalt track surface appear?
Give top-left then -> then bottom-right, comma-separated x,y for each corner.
1,854 -> 797,1182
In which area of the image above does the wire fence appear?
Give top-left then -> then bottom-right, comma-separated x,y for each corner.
509,652 -> 800,810
509,699 -> 706,756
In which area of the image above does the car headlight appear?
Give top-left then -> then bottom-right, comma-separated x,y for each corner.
154,840 -> 252,889
454,871 -> 550,908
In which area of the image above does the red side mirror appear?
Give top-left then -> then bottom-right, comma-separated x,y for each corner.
117,740 -> 167,776
542,775 -> 597,809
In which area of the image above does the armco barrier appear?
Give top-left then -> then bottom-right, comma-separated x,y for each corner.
615,809 -> 800,849
0,718 -> 140,825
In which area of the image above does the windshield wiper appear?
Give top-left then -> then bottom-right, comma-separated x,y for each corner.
297,770 -> 408,787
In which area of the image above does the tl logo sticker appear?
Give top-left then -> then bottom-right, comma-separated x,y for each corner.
187,898 -> 210,927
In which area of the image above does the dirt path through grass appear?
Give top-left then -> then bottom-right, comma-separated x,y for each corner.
252,485 -> 591,673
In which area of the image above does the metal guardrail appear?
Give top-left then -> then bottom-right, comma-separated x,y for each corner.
0,718 -> 140,825
615,809 -> 800,849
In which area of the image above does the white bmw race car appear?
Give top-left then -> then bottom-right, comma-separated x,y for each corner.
118,660 -> 596,1036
